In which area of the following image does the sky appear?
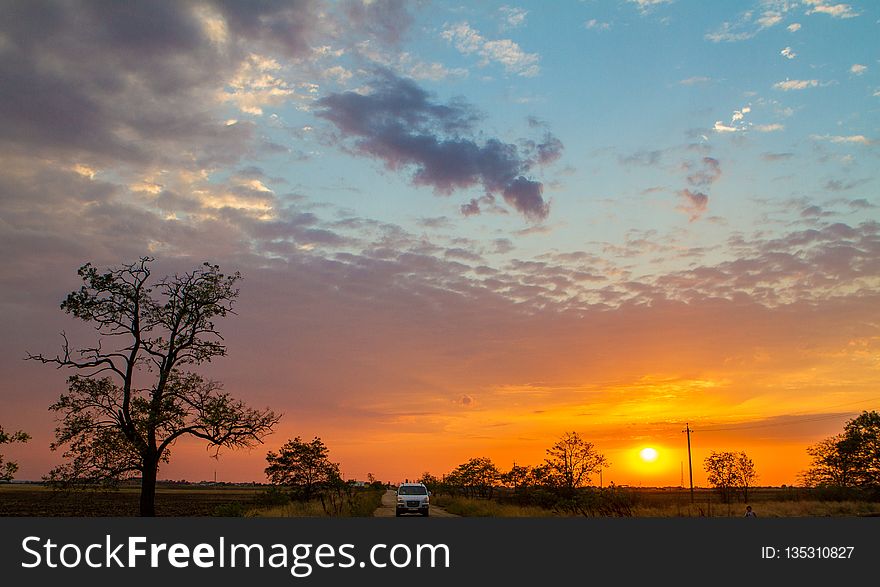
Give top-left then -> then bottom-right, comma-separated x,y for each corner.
1,0 -> 878,487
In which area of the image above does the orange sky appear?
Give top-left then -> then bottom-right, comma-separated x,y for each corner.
1,1 -> 879,491
7,287 -> 876,487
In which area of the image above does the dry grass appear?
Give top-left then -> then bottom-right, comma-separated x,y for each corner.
431,489 -> 880,518
432,496 -> 555,517
632,500 -> 880,518
249,490 -> 384,518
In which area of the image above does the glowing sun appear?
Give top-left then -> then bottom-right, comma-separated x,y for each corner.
640,447 -> 659,462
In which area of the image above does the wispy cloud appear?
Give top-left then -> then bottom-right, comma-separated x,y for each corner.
803,1 -> 859,19
441,22 -> 540,77
628,0 -> 673,13
774,79 -> 819,91
585,19 -> 612,31
850,64 -> 867,76
355,40 -> 468,81
680,76 -> 712,86
780,46 -> 797,60
755,123 -> 784,132
499,5 -> 528,29
705,23 -> 755,43
787,22 -> 801,31
811,134 -> 872,145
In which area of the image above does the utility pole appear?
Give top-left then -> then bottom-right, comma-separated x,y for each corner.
683,423 -> 694,503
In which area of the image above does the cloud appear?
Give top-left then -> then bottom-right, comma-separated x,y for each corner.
803,1 -> 859,19
619,150 -> 663,166
781,46 -> 797,59
628,0 -> 672,13
687,157 -> 722,187
705,24 -> 755,43
315,71 -> 559,220
774,79 -> 819,91
585,19 -> 612,31
762,152 -> 794,161
441,22 -> 540,77
678,189 -> 709,222
706,3 -> 798,43
223,54 -> 296,115
757,11 -> 783,28
787,22 -> 802,31
810,134 -> 871,145
675,156 -> 721,221
355,40 -> 468,82
500,6 -> 528,29
342,0 -> 414,45
850,64 -> 867,75
714,121 -> 739,133
0,0 -> 334,169
680,76 -> 712,86
713,104 -> 772,134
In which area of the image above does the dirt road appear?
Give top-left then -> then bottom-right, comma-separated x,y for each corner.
373,489 -> 458,517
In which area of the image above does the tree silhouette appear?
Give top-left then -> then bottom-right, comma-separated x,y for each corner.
703,450 -> 757,503
0,424 -> 30,481
803,411 -> 880,489
265,436 -> 340,501
544,431 -> 609,492
28,257 -> 279,516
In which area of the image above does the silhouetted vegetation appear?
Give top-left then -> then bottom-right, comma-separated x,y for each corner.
423,431 -> 628,516
801,411 -> 880,500
0,425 -> 29,482
27,257 -> 280,516
703,450 -> 758,503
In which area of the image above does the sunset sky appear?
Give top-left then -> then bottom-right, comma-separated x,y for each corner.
1,0 -> 879,487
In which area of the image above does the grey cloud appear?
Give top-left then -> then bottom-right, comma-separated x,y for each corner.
687,157 -> 721,188
801,205 -> 834,218
762,152 -> 794,161
849,198 -> 875,210
678,189 -> 709,221
620,149 -> 663,167
341,0 -> 415,46
676,156 -> 720,221
315,71 -> 557,220
0,0 -> 320,168
824,178 -> 870,192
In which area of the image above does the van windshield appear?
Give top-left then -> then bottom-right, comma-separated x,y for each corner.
398,486 -> 428,495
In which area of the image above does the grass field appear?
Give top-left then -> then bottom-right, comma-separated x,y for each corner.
249,489 -> 384,518
3,484 -> 879,517
434,487 -> 880,518
0,484 -> 265,517
0,484 -> 385,517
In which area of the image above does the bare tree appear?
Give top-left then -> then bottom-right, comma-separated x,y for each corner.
0,424 -> 30,481
28,257 -> 280,516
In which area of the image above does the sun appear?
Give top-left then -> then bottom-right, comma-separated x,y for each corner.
640,447 -> 659,462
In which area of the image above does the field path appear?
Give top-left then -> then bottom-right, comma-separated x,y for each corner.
373,489 -> 458,517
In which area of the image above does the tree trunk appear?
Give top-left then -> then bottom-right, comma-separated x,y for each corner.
140,459 -> 158,517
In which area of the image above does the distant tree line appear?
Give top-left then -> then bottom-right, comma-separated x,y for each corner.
419,431 -> 634,516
